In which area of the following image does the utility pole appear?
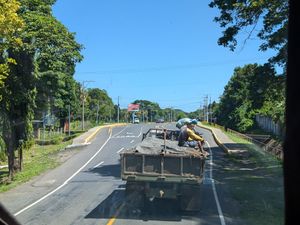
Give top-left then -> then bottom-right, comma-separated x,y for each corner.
68,104 -> 71,136
199,103 -> 202,121
203,97 -> 205,122
110,109 -> 112,122
142,110 -> 144,123
81,80 -> 94,130
173,108 -> 176,121
117,96 -> 120,123
203,95 -> 208,122
206,95 -> 209,122
96,103 -> 99,125
209,96 -> 212,123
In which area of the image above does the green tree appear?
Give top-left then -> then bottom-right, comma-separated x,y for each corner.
258,74 -> 285,126
176,111 -> 188,121
133,100 -> 161,122
0,0 -> 23,100
20,0 -> 84,124
215,63 -> 278,132
1,44 -> 37,178
0,0 -> 83,178
86,88 -> 114,123
209,0 -> 288,67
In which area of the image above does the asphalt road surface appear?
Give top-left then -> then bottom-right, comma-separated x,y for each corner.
0,123 -> 230,225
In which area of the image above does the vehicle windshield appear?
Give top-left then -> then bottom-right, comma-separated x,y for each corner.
0,1 -> 288,225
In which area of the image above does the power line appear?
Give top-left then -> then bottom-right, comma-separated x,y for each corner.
75,57 -> 271,75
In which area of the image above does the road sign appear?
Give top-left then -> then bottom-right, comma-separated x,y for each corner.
128,103 -> 140,112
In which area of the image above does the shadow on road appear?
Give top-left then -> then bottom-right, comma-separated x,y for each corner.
84,143 -> 261,224
85,185 -> 202,222
86,164 -> 121,178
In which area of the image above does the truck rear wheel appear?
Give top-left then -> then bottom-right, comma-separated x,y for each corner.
125,181 -> 145,210
179,184 -> 201,211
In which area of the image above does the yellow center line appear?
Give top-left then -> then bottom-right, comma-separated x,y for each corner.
105,202 -> 125,225
106,217 -> 116,225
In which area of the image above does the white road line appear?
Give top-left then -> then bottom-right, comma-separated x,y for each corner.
112,135 -> 139,139
137,126 -> 143,137
130,140 -> 134,143
14,129 -> 113,216
112,126 -> 128,138
92,161 -> 104,169
114,187 -> 126,190
206,141 -> 226,225
117,147 -> 124,154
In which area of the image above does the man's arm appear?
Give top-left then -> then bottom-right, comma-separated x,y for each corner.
187,128 -> 204,142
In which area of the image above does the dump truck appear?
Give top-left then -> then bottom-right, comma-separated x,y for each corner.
120,128 -> 206,211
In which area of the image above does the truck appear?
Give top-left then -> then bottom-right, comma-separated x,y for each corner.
120,128 -> 206,211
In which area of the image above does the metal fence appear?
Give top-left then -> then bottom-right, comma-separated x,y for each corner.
255,115 -> 283,137
226,128 -> 283,160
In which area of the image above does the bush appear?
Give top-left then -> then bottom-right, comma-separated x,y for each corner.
35,133 -> 79,146
35,136 -> 63,145
63,134 -> 77,141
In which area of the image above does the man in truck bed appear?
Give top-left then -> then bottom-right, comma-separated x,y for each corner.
178,119 -> 209,156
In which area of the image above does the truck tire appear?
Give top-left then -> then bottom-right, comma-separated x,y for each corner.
179,184 -> 201,211
125,181 -> 145,210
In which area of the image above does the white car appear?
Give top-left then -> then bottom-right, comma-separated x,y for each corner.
133,118 -> 140,124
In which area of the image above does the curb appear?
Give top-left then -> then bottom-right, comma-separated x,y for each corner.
84,123 -> 127,143
197,124 -> 230,153
65,142 -> 91,150
66,123 -> 127,149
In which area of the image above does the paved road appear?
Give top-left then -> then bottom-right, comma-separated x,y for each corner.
0,123 -> 230,225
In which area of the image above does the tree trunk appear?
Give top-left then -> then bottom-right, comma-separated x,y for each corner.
1,49 -> 36,179
4,122 -> 17,180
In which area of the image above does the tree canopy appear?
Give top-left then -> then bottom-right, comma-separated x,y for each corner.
0,0 -> 24,99
0,0 -> 83,178
86,88 -> 114,123
209,0 -> 288,68
215,63 -> 284,132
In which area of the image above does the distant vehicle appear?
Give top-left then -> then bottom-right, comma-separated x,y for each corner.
133,118 -> 140,124
156,118 -> 164,123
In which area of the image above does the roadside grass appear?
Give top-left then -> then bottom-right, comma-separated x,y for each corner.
223,132 -> 284,225
0,140 -> 72,193
199,123 -> 284,224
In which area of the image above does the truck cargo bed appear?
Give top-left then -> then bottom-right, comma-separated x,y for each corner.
120,129 -> 205,184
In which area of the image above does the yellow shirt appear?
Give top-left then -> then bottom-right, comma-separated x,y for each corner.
186,127 -> 204,142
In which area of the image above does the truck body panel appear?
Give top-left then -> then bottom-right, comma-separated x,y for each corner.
120,128 -> 206,211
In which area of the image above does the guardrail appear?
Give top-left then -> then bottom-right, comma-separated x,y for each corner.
226,128 -> 283,160
202,122 -> 283,160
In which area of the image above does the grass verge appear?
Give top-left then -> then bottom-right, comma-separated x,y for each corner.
221,131 -> 284,225
0,140 -> 72,193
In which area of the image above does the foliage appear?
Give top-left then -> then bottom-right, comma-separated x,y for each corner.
0,0 -> 24,99
0,139 -> 72,193
209,0 -> 288,68
0,0 -> 83,178
18,0 -> 83,123
176,110 -> 188,120
209,0 -> 287,134
133,100 -> 161,122
215,63 -> 284,132
86,88 -> 114,123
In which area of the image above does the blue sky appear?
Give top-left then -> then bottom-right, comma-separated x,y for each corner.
53,0 -> 276,113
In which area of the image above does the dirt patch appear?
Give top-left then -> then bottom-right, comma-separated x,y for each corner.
50,147 -> 81,164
